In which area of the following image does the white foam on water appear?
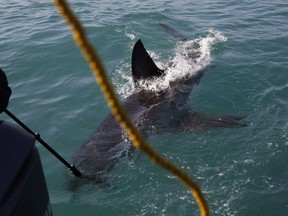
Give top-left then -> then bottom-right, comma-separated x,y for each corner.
119,29 -> 227,97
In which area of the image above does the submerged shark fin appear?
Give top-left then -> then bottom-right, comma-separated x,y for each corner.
132,39 -> 164,81
176,112 -> 246,132
159,23 -> 187,41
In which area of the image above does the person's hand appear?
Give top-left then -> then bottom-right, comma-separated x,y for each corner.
0,67 -> 12,113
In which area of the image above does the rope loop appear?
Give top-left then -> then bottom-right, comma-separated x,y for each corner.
54,1 -> 210,215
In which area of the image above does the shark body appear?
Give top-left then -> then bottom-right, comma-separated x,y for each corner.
69,26 -> 245,190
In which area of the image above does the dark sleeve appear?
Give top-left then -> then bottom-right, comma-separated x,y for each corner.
0,67 -> 12,113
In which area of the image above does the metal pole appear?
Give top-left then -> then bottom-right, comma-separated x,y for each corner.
4,109 -> 82,177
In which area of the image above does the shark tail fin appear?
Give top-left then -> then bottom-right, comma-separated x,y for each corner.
159,23 -> 187,42
132,39 -> 164,82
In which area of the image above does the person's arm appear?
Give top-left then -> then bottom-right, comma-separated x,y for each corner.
0,67 -> 12,113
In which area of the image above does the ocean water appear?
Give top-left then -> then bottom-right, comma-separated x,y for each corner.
1,1 -> 288,216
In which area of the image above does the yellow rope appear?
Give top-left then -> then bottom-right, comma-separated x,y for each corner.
54,0 -> 210,215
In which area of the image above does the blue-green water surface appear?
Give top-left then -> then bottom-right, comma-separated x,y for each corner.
1,1 -> 288,215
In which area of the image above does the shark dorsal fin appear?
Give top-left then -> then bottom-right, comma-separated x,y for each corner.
132,39 -> 164,81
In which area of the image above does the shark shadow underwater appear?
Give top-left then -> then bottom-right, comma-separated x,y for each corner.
68,24 -> 246,190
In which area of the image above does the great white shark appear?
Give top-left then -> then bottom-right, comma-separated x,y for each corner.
69,25 -> 245,190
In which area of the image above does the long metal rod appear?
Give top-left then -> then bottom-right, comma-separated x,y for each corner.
4,109 -> 82,177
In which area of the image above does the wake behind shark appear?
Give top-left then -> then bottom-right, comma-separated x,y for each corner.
69,25 -> 245,190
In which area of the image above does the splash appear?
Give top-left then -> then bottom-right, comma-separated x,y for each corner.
118,29 -> 227,97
